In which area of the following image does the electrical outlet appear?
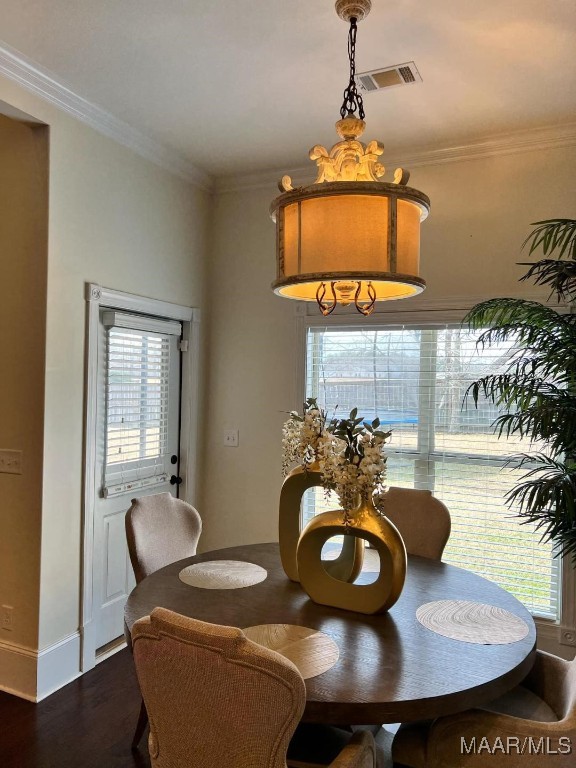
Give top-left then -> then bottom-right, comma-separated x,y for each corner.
0,450 -> 22,475
1,605 -> 13,631
223,429 -> 239,447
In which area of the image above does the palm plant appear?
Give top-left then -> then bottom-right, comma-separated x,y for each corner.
464,219 -> 576,562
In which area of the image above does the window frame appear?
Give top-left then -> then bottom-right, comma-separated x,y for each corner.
296,306 -> 576,654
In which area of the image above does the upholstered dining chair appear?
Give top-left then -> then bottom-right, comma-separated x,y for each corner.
125,491 -> 202,583
125,491 -> 202,748
377,487 -> 451,561
132,607 -> 381,768
392,650 -> 576,767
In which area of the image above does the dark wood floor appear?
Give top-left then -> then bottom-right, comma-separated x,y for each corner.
0,649 -> 151,768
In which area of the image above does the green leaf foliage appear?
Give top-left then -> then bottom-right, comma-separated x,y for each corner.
464,219 -> 576,562
523,219 -> 576,260
518,219 -> 576,303
506,455 -> 576,561
519,259 -> 576,303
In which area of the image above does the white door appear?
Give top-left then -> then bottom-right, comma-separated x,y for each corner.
93,310 -> 182,650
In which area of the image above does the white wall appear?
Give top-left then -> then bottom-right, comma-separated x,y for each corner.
202,145 -> 576,552
0,74 -> 210,698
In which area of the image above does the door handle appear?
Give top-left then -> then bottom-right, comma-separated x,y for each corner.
170,475 -> 183,485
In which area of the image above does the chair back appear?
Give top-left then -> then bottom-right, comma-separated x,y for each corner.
132,608 -> 306,768
125,492 -> 202,582
379,487 -> 451,561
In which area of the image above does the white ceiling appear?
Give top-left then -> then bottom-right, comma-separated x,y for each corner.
1,0 -> 575,178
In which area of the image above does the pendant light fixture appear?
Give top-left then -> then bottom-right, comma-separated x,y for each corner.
270,0 -> 430,316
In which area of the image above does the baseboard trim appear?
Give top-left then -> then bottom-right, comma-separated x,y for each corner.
36,631 -> 82,701
0,631 -> 83,701
0,683 -> 37,702
0,638 -> 37,700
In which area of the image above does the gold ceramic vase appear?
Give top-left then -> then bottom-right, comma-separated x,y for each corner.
296,494 -> 407,614
279,462 -> 364,583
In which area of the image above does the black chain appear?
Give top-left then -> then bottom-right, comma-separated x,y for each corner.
340,17 -> 365,120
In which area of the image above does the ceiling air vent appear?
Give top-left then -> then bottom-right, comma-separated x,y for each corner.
355,61 -> 422,93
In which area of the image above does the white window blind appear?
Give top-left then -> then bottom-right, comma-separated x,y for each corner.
304,324 -> 560,620
102,315 -> 179,495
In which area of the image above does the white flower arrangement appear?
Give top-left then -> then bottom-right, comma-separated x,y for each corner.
281,398 -> 329,476
282,401 -> 391,515
320,408 -> 391,513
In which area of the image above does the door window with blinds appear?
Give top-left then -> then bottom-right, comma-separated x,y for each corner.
101,311 -> 181,497
304,324 -> 560,620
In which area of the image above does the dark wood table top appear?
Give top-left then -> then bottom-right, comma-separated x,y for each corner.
124,542 -> 537,725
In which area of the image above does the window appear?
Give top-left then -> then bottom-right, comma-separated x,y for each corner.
304,323 -> 560,620
101,311 -> 181,496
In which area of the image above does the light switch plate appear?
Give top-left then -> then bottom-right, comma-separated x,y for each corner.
223,429 -> 239,447
0,450 -> 22,474
1,605 -> 13,631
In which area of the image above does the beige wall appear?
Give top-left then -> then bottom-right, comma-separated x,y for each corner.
0,73 -> 210,681
0,115 -> 48,654
200,190 -> 296,551
202,145 -> 576,552
38,109 -> 210,651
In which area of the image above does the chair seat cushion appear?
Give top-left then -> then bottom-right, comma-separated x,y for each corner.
482,684 -> 558,722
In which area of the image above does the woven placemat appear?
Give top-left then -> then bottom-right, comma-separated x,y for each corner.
243,624 -> 339,679
179,560 -> 267,589
416,600 -> 529,645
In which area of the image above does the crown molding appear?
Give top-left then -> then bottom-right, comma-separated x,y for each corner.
0,41 -> 212,191
1,37 -> 573,196
215,121 -> 576,193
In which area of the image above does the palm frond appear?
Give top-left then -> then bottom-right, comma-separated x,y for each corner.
465,299 -> 565,341
505,454 -> 576,562
466,299 -> 576,386
512,351 -> 576,389
518,259 -> 576,303
492,409 -> 576,456
466,374 -> 565,409
522,219 -> 576,260
465,376 -> 576,454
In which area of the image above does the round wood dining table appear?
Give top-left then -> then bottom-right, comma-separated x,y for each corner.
124,542 -> 537,725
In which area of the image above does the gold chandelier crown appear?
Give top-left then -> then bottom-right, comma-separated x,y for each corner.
280,116 -> 412,191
